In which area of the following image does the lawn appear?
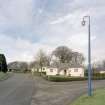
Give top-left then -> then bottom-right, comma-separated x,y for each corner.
0,72 -> 10,80
71,89 -> 105,105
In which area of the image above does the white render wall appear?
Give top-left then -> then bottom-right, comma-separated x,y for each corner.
69,68 -> 84,77
59,70 -> 64,75
46,67 -> 84,77
59,69 -> 70,76
32,66 -> 85,77
46,68 -> 58,76
58,68 -> 84,77
59,70 -> 65,75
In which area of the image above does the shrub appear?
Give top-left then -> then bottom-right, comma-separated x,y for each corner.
93,73 -> 105,77
92,76 -> 105,80
46,75 -> 105,82
85,72 -> 105,78
47,76 -> 87,82
42,72 -> 46,75
0,54 -> 8,73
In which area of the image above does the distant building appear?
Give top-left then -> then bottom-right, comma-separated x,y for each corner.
46,63 -> 84,77
31,63 -> 84,77
8,61 -> 28,72
31,67 -> 47,73
94,67 -> 105,74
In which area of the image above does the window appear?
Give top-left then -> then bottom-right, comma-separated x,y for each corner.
50,69 -> 53,72
74,69 -> 78,72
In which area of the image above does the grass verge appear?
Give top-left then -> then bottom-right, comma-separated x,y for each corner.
71,89 -> 105,105
0,72 -> 12,81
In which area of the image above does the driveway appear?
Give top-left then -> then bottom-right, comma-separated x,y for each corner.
31,77 -> 105,105
0,73 -> 35,105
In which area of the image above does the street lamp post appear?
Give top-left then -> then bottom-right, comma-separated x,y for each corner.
82,16 -> 92,96
0,62 -> 2,72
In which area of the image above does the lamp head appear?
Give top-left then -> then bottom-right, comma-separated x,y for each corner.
82,20 -> 86,26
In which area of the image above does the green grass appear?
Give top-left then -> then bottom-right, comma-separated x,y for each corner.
71,89 -> 105,105
0,72 -> 11,81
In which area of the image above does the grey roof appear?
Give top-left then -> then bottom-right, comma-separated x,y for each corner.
48,63 -> 83,69
95,67 -> 105,71
48,63 -> 83,73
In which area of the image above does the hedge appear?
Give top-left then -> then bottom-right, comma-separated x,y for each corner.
92,76 -> 105,80
47,76 -> 87,82
44,75 -> 105,82
85,72 -> 105,77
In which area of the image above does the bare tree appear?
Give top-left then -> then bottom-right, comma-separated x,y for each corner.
71,52 -> 85,65
20,62 -> 28,71
29,61 -> 40,72
8,61 -> 28,72
52,46 -> 72,63
52,46 -> 85,65
35,49 -> 50,75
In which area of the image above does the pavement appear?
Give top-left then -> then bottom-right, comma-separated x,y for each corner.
0,73 -> 35,105
31,77 -> 105,105
1,74 -> 105,105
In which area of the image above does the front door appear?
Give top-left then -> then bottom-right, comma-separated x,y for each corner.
64,70 -> 67,75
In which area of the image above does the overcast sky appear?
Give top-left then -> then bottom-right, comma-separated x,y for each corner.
0,0 -> 105,63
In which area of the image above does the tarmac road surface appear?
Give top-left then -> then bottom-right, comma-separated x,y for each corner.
31,76 -> 105,105
0,73 -> 35,105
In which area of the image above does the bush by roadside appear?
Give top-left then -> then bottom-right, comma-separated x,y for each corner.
41,75 -> 105,82
47,76 -> 87,82
85,72 -> 105,77
92,76 -> 105,80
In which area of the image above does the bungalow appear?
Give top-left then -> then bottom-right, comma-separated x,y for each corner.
46,63 -> 84,77
94,67 -> 105,74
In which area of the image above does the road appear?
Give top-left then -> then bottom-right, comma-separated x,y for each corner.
1,74 -> 105,105
31,77 -> 105,105
0,73 -> 35,105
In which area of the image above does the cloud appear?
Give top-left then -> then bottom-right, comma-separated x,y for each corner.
0,0 -> 33,39
0,34 -> 55,63
0,0 -> 105,63
50,14 -> 72,24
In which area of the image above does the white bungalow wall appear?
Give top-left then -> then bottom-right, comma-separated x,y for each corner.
57,68 -> 84,77
46,68 -> 58,76
69,68 -> 84,77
